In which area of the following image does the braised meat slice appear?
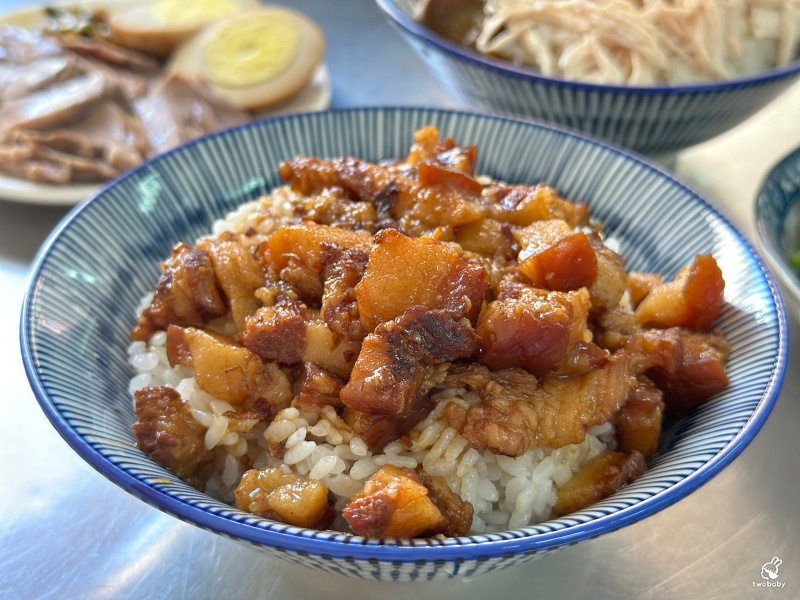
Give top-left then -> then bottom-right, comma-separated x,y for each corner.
133,386 -> 216,490
356,228 -> 488,331
444,352 -> 635,456
554,450 -> 647,516
234,467 -> 334,529
340,306 -> 480,419
343,465 -> 447,538
131,243 -> 227,342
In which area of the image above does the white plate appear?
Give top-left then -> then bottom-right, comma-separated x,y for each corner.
0,2 -> 332,206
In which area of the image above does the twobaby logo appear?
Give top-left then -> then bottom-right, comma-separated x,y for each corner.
753,557 -> 785,589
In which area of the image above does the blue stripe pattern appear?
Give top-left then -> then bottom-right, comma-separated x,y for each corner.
376,0 -> 800,155
21,107 -> 787,581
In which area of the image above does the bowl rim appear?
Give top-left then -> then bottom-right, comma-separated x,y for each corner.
20,106 -> 789,562
755,144 -> 800,301
375,0 -> 800,95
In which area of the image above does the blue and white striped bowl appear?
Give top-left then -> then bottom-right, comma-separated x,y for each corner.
21,108 -> 787,581
376,0 -> 800,155
756,145 -> 800,323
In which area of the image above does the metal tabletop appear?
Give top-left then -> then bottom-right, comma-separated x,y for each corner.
1,1 -> 798,598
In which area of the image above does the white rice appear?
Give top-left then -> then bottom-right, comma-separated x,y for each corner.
129,332 -> 615,534
128,187 -> 618,535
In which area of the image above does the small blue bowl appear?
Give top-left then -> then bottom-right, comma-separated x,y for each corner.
756,145 -> 800,323
376,0 -> 800,155
21,107 -> 787,581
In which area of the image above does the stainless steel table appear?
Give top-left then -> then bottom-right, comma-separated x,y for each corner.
2,1 -> 798,598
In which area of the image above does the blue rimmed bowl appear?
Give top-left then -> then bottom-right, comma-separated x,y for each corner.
376,0 -> 800,156
21,107 -> 787,581
756,145 -> 800,323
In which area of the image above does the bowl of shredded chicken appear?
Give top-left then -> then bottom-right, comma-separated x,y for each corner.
22,108 -> 787,580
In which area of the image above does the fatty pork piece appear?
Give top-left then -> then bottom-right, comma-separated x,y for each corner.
241,301 -> 362,379
341,306 -> 480,420
355,228 -> 488,331
133,386 -> 217,490
262,221 -> 373,306
554,450 -> 647,517
513,220 -> 626,309
476,282 -> 608,377
293,363 -> 345,410
343,465 -> 449,538
595,307 -> 730,413
320,243 -> 370,340
442,353 -> 636,457
646,330 -> 730,413
482,181 -> 590,229
615,377 -> 665,458
131,243 -> 227,342
166,325 -> 292,415
634,254 -> 725,331
235,467 -> 334,529
195,232 -> 265,331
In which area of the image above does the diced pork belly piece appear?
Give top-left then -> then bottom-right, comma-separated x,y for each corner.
196,233 -> 265,331
587,232 -> 627,310
445,352 -> 635,457
626,272 -> 663,309
344,393 -> 434,452
133,386 -> 216,490
477,283 -> 607,377
278,156 -> 487,236
131,243 -> 227,342
356,228 -> 488,331
554,450 -> 647,516
341,306 -> 480,419
615,377 -> 665,458
234,467 -> 333,529
454,217 -> 518,261
343,465 -> 447,538
404,125 -> 476,177
483,182 -> 589,228
293,363 -> 345,410
635,254 -> 725,330
241,302 -> 361,379
320,243 -> 370,341
513,219 -> 598,291
421,474 -> 474,537
646,330 -> 731,413
166,325 -> 292,411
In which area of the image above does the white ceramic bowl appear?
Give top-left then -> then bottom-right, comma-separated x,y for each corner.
21,108 -> 787,581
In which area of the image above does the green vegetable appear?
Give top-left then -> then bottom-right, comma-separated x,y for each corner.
790,252 -> 800,269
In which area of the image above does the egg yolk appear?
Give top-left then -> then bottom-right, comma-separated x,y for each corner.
203,15 -> 301,88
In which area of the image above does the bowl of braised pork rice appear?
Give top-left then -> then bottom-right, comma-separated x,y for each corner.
21,107 -> 787,581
